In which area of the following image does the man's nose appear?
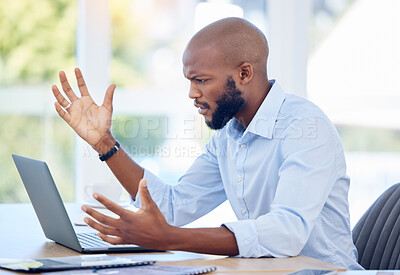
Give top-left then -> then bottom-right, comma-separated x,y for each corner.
188,84 -> 201,99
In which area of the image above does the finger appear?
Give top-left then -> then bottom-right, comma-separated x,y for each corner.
59,71 -> 79,102
92,193 -> 127,217
139,179 -> 155,209
98,233 -> 125,245
74,67 -> 90,97
102,84 -> 116,112
52,85 -> 71,109
54,102 -> 71,123
83,217 -> 120,236
81,204 -> 120,226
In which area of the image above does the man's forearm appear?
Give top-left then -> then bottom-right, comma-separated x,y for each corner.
167,226 -> 239,256
93,133 -> 143,198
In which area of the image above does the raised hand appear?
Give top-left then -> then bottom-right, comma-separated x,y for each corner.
52,68 -> 116,148
81,179 -> 174,250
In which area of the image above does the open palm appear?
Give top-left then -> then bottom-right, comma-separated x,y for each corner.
52,68 -> 116,147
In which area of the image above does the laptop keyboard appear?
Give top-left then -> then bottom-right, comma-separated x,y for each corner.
77,232 -> 113,248
77,232 -> 139,249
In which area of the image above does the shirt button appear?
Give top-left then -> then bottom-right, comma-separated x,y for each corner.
241,209 -> 246,214
240,144 -> 246,149
237,175 -> 242,182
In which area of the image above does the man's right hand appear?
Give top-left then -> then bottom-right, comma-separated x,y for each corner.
52,68 -> 116,152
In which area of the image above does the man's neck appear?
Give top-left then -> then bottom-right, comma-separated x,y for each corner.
235,80 -> 272,129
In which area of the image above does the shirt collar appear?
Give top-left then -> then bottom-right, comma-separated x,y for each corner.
227,80 -> 286,140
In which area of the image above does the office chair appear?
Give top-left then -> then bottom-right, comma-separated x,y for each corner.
352,182 -> 400,269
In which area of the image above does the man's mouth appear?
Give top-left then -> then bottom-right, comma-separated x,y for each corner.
197,106 -> 208,115
194,100 -> 210,115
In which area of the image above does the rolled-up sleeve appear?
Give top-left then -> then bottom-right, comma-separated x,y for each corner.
131,168 -> 168,210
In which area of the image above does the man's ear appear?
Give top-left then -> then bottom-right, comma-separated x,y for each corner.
237,62 -> 253,85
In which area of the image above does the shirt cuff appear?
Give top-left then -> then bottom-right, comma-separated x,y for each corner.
131,169 -> 167,209
223,220 -> 271,258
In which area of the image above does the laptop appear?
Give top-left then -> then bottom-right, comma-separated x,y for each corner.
12,154 -> 161,254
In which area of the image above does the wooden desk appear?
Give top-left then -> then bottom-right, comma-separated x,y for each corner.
0,203 -> 345,274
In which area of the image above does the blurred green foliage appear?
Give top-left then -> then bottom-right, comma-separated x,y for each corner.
0,0 -> 169,203
0,0 -> 76,202
337,125 -> 400,152
0,0 -> 77,85
110,0 -> 151,88
111,115 -> 166,157
0,115 -> 74,202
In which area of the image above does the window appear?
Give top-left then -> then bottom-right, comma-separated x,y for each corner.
0,0 -> 77,202
308,0 -> 400,225
4,0 -> 385,231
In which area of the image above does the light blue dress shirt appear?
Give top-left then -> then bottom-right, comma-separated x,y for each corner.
132,80 -> 362,270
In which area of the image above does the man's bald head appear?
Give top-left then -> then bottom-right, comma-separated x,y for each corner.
184,17 -> 269,74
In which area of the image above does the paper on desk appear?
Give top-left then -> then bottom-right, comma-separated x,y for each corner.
0,259 -> 43,271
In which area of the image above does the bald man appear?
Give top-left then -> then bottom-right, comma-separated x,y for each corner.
52,18 -> 362,269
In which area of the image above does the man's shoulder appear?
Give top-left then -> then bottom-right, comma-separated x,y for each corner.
280,93 -> 331,122
273,93 -> 339,141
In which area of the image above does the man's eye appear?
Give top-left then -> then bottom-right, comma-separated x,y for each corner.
196,79 -> 207,83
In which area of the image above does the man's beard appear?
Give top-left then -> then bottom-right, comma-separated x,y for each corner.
205,76 -> 245,130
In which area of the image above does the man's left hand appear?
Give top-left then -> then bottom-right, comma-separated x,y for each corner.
82,179 -> 174,250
